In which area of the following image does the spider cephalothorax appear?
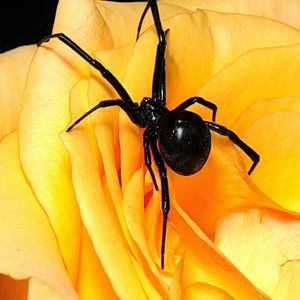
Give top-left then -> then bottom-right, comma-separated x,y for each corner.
38,0 -> 259,269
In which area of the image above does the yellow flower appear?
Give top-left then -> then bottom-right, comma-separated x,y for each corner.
0,0 -> 300,299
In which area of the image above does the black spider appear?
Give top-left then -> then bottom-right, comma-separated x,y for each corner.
38,0 -> 259,269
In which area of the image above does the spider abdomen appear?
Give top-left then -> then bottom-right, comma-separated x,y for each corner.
158,110 -> 211,175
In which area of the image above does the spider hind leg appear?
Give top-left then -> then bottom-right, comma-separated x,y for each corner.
150,135 -> 170,269
205,121 -> 260,174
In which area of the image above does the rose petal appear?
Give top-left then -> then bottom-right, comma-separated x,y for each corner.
61,102 -> 151,298
53,0 -> 112,51
62,80 -> 126,298
143,188 -> 268,298
171,131 -> 279,238
274,260 -> 300,300
91,45 -> 144,191
0,45 -> 36,140
0,275 -> 28,300
183,282 -> 235,300
124,9 -> 300,109
161,0 -> 300,30
241,111 -> 300,212
123,168 -> 161,275
199,45 -> 300,126
0,132 -> 78,300
169,202 -> 269,299
18,0 -> 108,281
76,228 -> 118,299
96,1 -> 189,48
90,5 -> 300,203
234,97 -> 300,134
169,255 -> 184,299
203,11 -> 300,75
144,180 -> 161,268
64,80 -> 171,298
215,208 -> 300,300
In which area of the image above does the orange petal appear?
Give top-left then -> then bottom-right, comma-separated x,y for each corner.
199,45 -> 300,127
64,81 -> 118,299
170,131 -> 279,238
53,0 -> 112,50
241,111 -> 300,212
126,9 -> 300,109
169,202 -> 270,299
18,0 -> 108,281
234,97 -> 300,134
61,117 -> 150,299
76,228 -> 118,299
163,10 -> 215,105
143,188 -> 268,298
183,282 -> 235,300
96,1 -> 189,48
0,45 -> 36,140
123,169 -> 159,273
215,208 -> 300,300
91,45 -> 143,192
203,11 -> 300,75
0,132 -> 78,299
0,275 -> 28,300
161,0 -> 300,30
169,254 -> 185,299
62,5 -> 300,197
64,81 -> 167,298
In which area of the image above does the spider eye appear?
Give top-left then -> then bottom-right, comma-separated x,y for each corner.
158,110 -> 211,175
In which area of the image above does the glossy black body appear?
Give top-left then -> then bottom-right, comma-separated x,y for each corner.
38,0 -> 259,270
158,110 -> 211,175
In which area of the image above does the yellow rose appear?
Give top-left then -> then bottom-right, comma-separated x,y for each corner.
1,0 -> 300,299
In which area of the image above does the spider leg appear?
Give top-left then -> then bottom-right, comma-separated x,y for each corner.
143,128 -> 159,190
136,0 -> 151,40
175,97 -> 217,122
149,0 -> 168,105
67,99 -> 139,132
150,134 -> 170,269
37,33 -> 135,108
205,121 -> 259,174
159,52 -> 167,106
136,1 -> 168,104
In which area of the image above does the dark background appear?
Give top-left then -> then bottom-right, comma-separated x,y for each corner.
0,0 -> 146,53
0,1 -> 58,53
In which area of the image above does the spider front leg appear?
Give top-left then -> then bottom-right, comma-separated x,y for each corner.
150,134 -> 170,269
205,121 -> 260,174
38,33 -> 135,108
67,99 -> 139,132
136,1 -> 168,105
136,1 -> 151,40
150,1 -> 168,105
175,97 -> 217,122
